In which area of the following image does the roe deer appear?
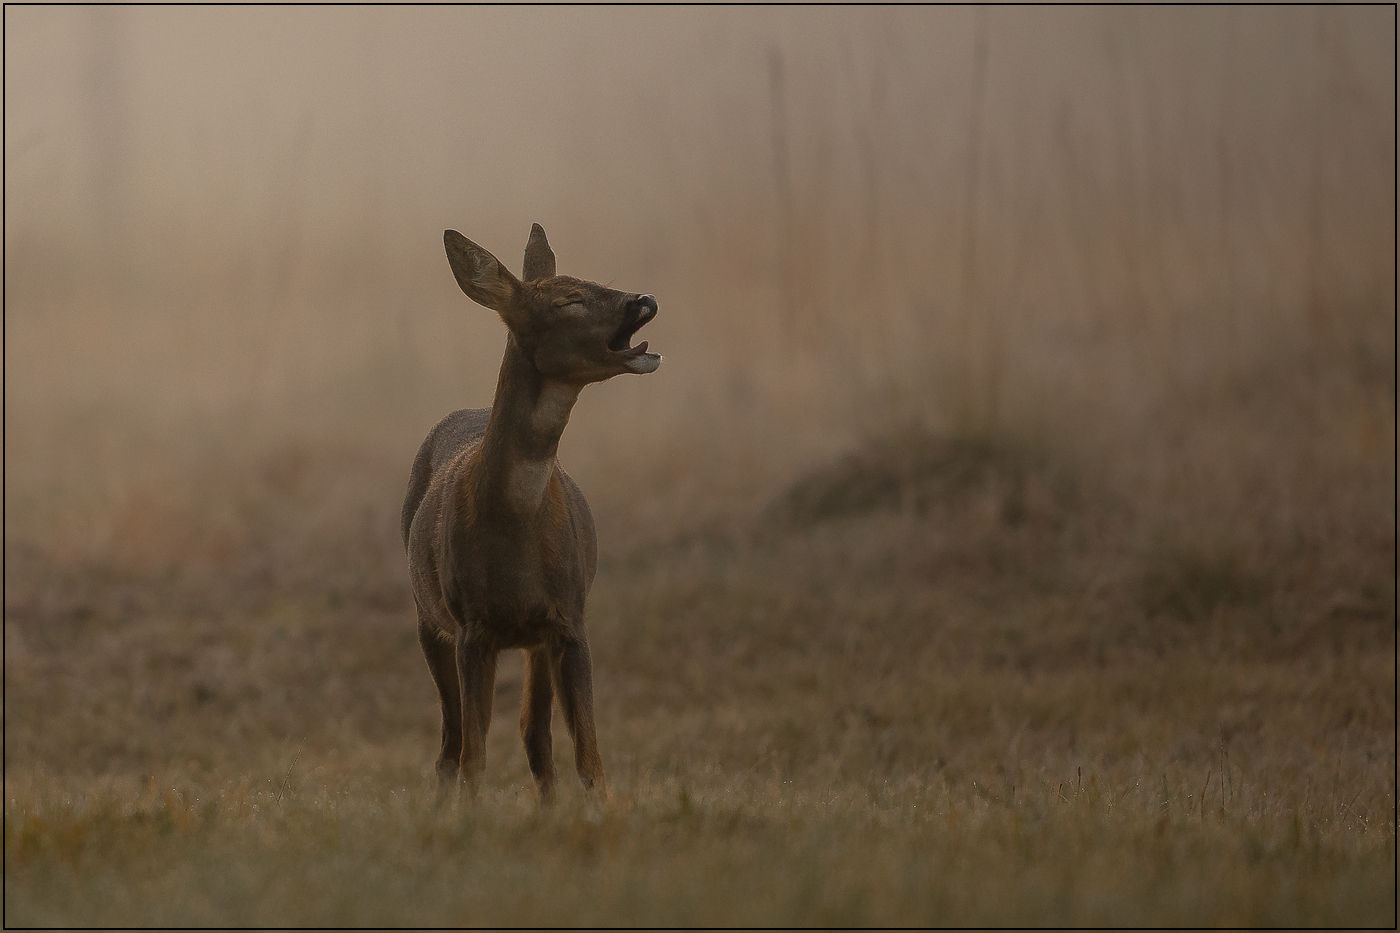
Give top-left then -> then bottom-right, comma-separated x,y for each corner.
402,224 -> 661,800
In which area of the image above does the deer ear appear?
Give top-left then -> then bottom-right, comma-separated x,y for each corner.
444,230 -> 520,314
522,223 -> 556,280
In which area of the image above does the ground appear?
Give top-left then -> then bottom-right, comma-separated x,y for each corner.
5,383 -> 1394,926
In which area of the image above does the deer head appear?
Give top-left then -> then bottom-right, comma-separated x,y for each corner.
444,225 -> 662,383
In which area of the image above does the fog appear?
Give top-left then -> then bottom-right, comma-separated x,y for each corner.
5,5 -> 1394,564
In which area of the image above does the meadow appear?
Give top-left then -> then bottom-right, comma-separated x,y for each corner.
5,6 -> 1395,927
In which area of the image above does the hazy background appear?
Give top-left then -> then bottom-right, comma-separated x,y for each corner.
6,6 -> 1393,574
4,9 -> 1395,925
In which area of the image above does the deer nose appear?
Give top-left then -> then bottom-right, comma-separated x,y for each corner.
635,294 -> 658,314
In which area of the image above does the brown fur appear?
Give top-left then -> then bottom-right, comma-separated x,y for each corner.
403,225 -> 660,800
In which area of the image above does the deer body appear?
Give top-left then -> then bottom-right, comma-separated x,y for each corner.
403,225 -> 660,799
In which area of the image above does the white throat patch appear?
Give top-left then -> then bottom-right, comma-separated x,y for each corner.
508,458 -> 555,512
532,380 -> 580,437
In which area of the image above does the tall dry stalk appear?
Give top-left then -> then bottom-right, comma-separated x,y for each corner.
953,7 -> 991,433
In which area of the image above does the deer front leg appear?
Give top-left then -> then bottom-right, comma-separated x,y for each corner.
455,630 -> 497,796
520,647 -> 557,800
417,611 -> 462,801
551,634 -> 606,795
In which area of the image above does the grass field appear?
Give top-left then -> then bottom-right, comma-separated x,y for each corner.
5,6 -> 1395,928
6,345 -> 1394,925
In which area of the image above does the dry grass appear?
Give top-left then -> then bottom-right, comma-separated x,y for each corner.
4,6 -> 1396,928
4,760 -> 1392,928
6,364 -> 1394,925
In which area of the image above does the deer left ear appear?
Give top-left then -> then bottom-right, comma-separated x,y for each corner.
445,230 -> 521,315
522,223 -> 556,281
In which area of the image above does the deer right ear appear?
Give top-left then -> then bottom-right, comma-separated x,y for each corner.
445,230 -> 520,314
522,223 -> 556,281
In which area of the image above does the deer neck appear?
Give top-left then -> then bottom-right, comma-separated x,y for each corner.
474,334 -> 581,516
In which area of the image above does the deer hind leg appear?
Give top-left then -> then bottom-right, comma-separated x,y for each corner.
455,630 -> 497,796
520,647 -> 557,799
417,614 -> 462,797
551,634 -> 606,795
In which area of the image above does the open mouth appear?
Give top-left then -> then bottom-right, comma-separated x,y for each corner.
608,302 -> 658,359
